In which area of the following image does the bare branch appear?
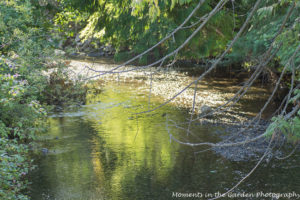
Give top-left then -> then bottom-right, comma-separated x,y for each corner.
190,1 -> 297,121
135,0 -> 263,115
187,79 -> 199,136
167,45 -> 300,148
281,61 -> 297,115
275,142 -> 299,160
284,104 -> 300,120
208,136 -> 274,200
169,131 -> 267,148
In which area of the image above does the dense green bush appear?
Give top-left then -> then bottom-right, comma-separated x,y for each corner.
0,2 -> 49,198
0,58 -> 47,200
0,137 -> 33,200
0,1 -> 88,199
0,58 -> 47,139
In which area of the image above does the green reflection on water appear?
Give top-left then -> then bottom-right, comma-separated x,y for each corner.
29,83 -> 300,200
30,83 -> 195,200
84,84 -> 183,199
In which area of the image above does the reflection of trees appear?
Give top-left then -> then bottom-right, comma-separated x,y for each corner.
81,85 -> 243,199
31,118 -> 96,198
83,84 -> 188,199
90,133 -> 118,181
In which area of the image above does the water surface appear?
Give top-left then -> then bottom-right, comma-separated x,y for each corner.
29,82 -> 300,200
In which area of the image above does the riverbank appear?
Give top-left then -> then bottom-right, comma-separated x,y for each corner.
66,58 -> 275,116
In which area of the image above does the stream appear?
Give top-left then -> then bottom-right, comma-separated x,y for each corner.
29,60 -> 300,200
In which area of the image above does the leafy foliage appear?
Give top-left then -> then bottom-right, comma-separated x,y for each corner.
0,136 -> 35,200
0,59 -> 47,140
230,0 -> 300,68
0,1 -> 87,199
265,116 -> 300,141
58,0 -> 235,63
0,58 -> 47,199
265,86 -> 300,141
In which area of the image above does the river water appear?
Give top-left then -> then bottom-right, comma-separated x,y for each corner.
29,76 -> 300,199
